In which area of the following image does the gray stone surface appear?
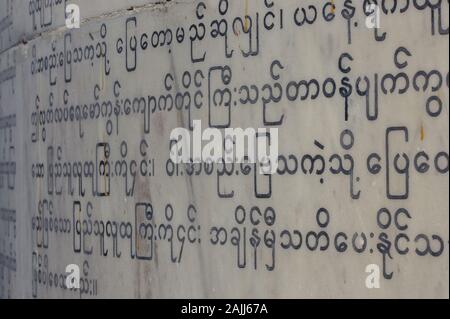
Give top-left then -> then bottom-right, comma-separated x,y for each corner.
0,0 -> 449,298
0,0 -> 180,53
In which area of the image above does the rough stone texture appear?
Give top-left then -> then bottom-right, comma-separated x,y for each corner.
0,0 -> 449,298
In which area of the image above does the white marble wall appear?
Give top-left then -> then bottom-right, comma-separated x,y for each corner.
0,0 -> 448,298
1,0 -> 184,52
